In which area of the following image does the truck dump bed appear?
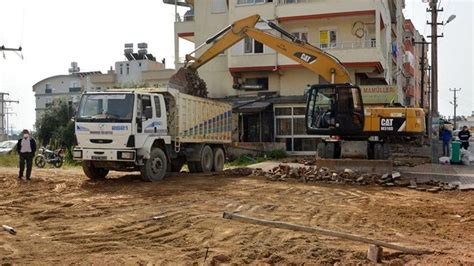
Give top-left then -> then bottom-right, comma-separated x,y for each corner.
159,88 -> 233,144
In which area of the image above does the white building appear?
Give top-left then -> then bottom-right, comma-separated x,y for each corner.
32,62 -> 100,119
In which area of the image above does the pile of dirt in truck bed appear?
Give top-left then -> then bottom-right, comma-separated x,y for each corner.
168,68 -> 208,97
0,166 -> 473,264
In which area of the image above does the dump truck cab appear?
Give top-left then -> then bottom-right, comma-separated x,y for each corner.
74,91 -> 170,170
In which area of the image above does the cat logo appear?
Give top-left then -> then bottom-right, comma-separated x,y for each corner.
294,52 -> 317,64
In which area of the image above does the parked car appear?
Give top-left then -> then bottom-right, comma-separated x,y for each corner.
0,140 -> 17,155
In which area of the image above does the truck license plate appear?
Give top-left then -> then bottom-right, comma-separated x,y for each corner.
91,156 -> 107,160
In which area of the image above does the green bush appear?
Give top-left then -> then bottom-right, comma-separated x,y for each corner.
265,149 -> 287,159
227,155 -> 266,167
0,153 -> 19,167
64,147 -> 80,167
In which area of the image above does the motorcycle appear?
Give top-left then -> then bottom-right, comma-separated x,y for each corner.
34,147 -> 64,168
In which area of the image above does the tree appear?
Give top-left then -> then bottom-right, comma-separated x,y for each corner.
35,98 -> 75,148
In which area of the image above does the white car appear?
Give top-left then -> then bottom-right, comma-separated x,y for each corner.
0,140 -> 17,155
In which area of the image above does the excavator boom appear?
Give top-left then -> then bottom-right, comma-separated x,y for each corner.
169,14 -> 351,96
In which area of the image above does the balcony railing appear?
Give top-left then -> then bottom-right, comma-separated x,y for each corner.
313,40 -> 377,50
175,13 -> 194,22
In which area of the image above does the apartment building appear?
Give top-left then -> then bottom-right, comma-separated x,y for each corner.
403,19 -> 430,110
166,0 -> 422,153
32,62 -> 100,119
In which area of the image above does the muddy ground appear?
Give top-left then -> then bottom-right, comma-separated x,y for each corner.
0,166 -> 473,265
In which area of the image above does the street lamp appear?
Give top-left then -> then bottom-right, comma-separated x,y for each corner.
446,14 -> 456,24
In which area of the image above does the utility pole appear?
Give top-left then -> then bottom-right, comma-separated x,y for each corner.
427,0 -> 444,116
0,93 -> 19,141
5,107 -> 16,140
449,88 -> 461,130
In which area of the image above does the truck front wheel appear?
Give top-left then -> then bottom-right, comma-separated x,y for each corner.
140,148 -> 167,182
82,161 -> 109,180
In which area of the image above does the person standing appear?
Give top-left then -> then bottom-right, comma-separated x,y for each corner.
16,129 -> 37,180
458,126 -> 471,150
441,126 -> 452,156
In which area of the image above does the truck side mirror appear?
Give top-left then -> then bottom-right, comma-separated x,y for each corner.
144,106 -> 153,119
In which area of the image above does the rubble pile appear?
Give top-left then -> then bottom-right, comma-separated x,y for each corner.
223,167 -> 254,176
252,164 -> 380,185
168,68 -> 208,98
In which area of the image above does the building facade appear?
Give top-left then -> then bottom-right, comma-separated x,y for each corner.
32,62 -> 100,119
167,0 -> 426,153
403,19 -> 430,111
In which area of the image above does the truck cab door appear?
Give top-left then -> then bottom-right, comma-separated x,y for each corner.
306,84 -> 364,136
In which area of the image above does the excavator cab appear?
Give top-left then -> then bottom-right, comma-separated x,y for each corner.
306,84 -> 364,136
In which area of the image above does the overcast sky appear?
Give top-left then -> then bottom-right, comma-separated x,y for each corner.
0,0 -> 473,132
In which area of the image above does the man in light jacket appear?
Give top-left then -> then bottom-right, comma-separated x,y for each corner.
16,129 -> 37,180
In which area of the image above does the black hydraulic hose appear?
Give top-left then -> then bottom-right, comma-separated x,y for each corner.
205,25 -> 232,44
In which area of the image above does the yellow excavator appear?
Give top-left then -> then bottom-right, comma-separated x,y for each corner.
169,14 -> 425,159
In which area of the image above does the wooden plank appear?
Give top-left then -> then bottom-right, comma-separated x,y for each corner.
222,212 -> 432,255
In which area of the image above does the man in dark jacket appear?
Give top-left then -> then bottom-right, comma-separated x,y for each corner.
16,129 -> 37,180
441,126 -> 452,156
458,126 -> 471,150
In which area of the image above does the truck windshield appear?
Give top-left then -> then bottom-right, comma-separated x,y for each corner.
77,94 -> 134,122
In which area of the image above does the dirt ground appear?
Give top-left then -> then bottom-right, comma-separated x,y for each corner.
1,166 -> 473,265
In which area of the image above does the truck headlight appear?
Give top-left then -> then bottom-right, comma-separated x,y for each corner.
118,151 -> 135,160
73,150 -> 82,158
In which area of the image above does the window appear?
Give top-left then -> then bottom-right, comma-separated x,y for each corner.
211,0 -> 228,13
244,37 -> 264,54
154,96 -> 161,118
237,0 -> 267,5
126,63 -> 130,75
45,83 -> 52,94
242,77 -> 268,90
320,29 -> 337,49
292,32 -> 308,43
120,64 -> 123,75
69,87 -> 81,93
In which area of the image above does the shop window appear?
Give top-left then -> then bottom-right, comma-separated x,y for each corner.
275,107 -> 291,116
274,106 -> 320,153
276,118 -> 291,136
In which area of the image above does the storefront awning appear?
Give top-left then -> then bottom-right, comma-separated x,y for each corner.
234,101 -> 271,114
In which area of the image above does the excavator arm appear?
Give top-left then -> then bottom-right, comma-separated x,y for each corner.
169,14 -> 351,96
186,14 -> 350,83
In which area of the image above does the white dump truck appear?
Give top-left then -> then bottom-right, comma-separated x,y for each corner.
73,88 -> 232,181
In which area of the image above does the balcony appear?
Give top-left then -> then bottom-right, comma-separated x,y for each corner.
175,13 -> 195,42
227,39 -> 386,75
275,0 -> 376,20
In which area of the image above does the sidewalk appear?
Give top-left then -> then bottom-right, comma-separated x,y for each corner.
397,163 -> 474,189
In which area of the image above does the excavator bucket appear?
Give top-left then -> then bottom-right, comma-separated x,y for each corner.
168,67 -> 208,98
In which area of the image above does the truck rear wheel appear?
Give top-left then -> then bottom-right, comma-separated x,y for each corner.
140,148 -> 167,182
213,147 -> 225,172
82,161 -> 109,180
